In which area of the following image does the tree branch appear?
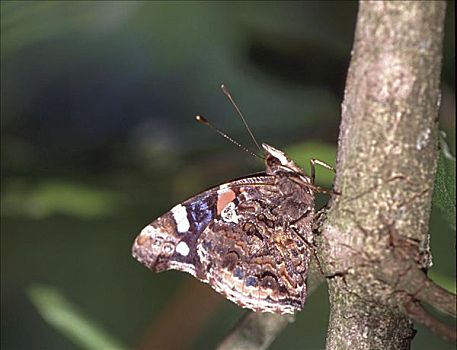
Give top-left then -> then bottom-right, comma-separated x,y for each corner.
319,1 -> 452,349
402,298 -> 456,343
216,1 -> 453,349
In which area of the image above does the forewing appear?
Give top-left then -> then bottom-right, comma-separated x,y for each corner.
132,176 -> 273,279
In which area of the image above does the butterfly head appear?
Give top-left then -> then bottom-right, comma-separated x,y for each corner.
262,143 -> 303,175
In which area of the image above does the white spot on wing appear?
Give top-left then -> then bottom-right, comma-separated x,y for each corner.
171,204 -> 190,233
176,241 -> 190,256
221,202 -> 239,224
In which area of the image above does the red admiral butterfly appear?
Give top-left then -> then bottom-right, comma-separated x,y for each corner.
132,86 -> 332,314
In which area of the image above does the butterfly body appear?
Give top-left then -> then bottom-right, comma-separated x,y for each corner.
132,143 -> 314,314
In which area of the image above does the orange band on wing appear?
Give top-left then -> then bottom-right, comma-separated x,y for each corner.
217,189 -> 236,215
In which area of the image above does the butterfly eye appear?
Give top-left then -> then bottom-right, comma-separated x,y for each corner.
267,156 -> 280,167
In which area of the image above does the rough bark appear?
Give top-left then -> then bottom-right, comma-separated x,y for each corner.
217,1 -> 454,349
320,1 -> 448,349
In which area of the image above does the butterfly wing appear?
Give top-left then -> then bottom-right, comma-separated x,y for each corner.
132,174 -> 314,314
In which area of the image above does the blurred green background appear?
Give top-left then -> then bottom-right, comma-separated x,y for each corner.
1,1 -> 455,349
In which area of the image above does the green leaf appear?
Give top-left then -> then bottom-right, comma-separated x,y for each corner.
1,180 -> 120,219
28,285 -> 128,350
432,150 -> 456,231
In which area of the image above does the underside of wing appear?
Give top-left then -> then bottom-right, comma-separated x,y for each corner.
196,177 -> 314,314
132,174 -> 314,314
132,175 -> 276,277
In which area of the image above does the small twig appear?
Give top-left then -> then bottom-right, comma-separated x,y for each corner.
217,313 -> 294,350
403,299 -> 457,343
369,248 -> 456,342
372,231 -> 457,318
414,273 -> 456,318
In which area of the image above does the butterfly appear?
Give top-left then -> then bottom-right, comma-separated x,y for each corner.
132,86 -> 332,314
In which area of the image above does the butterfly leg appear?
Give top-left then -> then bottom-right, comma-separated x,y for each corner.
313,185 -> 335,195
309,159 -> 336,185
309,159 -> 341,195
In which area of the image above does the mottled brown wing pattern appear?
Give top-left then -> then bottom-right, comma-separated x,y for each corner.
132,143 -> 317,314
197,176 -> 314,314
132,174 -> 314,314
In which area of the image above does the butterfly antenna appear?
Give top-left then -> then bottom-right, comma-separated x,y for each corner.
195,115 -> 263,160
220,84 -> 263,154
